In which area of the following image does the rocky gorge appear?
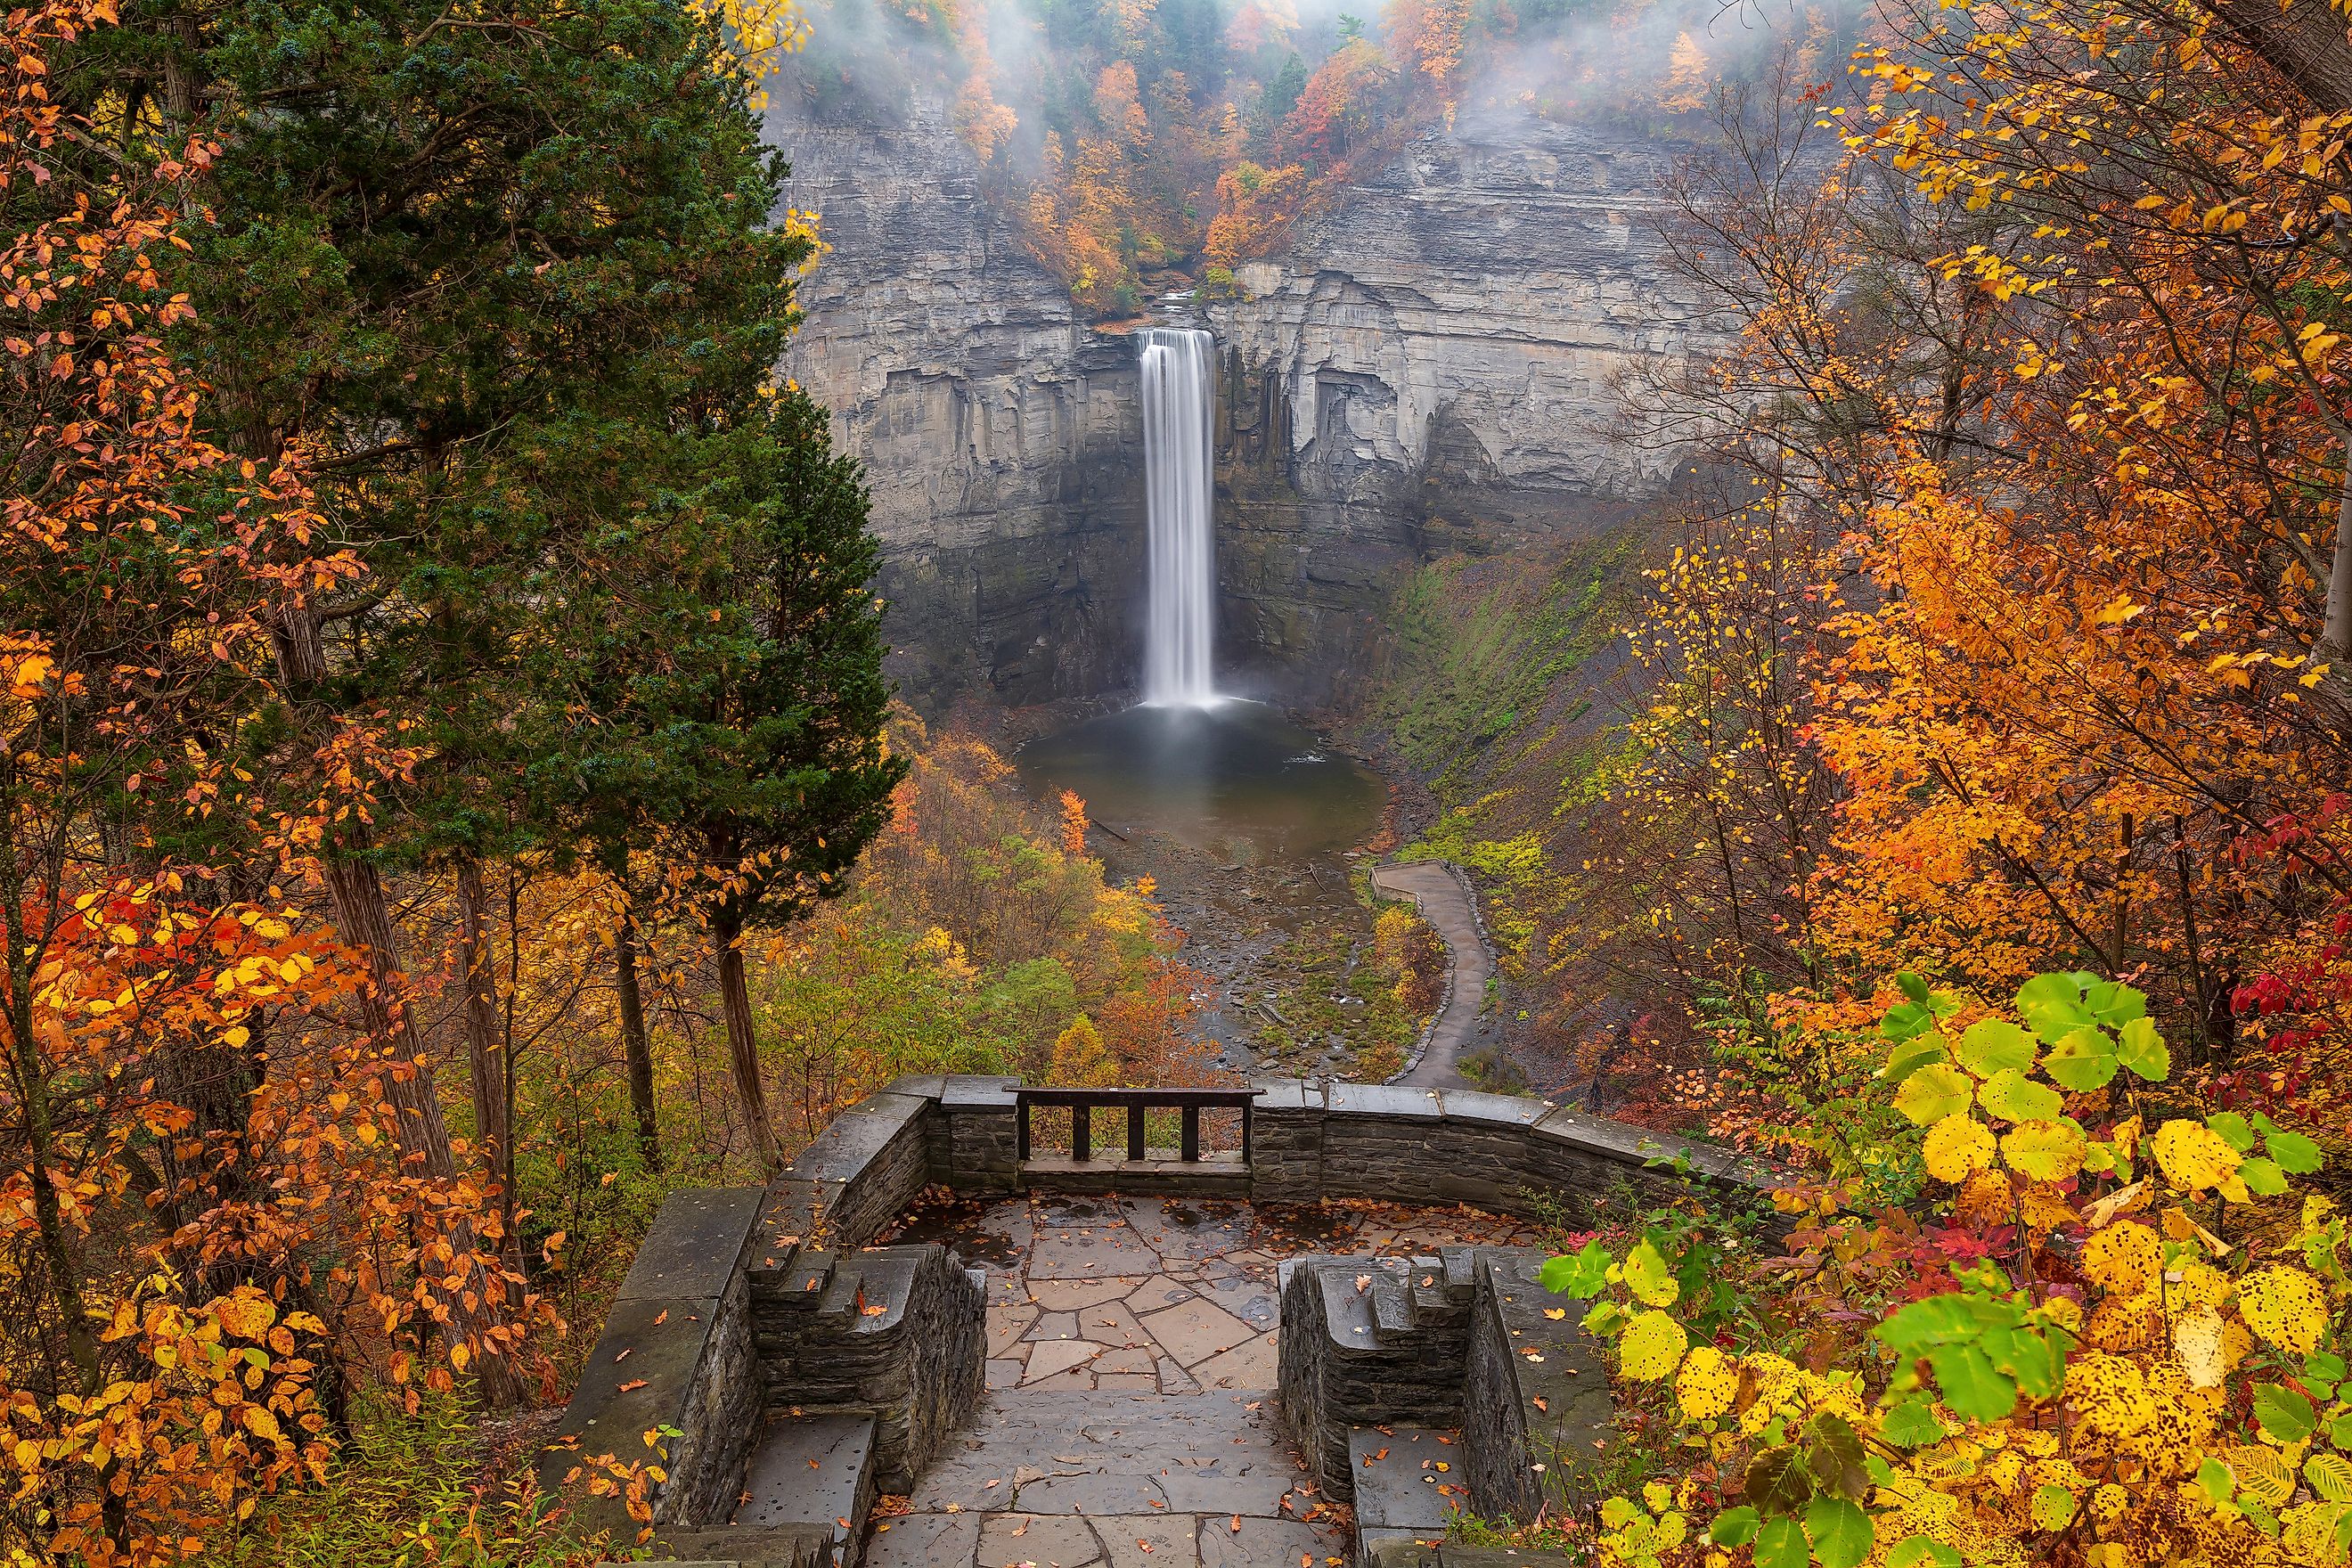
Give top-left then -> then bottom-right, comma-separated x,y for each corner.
772,87 -> 1728,711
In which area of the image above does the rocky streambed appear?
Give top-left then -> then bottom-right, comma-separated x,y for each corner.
1012,702 -> 1424,1081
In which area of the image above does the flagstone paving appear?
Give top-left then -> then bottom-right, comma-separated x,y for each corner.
865,1190 -> 1540,1568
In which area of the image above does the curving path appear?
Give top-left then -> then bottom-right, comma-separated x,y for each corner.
1368,859 -> 1495,1090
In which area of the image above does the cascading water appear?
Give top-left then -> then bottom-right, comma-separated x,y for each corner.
1138,325 -> 1218,706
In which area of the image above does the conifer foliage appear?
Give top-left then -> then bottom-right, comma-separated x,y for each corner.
0,0 -> 897,1557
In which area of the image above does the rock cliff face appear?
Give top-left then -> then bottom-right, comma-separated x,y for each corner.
1205,105 -> 1727,702
773,91 -> 1146,709
773,93 -> 1722,709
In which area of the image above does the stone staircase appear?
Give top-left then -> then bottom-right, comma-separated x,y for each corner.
1275,1247 -> 1485,1499
626,1244 -> 983,1568
1351,1425 -> 1469,1560
1275,1246 -> 1610,1566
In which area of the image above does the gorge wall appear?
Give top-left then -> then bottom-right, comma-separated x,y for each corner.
773,91 -> 1727,710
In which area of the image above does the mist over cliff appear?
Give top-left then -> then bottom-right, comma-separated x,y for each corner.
764,0 -> 1846,709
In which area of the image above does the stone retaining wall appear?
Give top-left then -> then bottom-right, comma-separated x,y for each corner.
745,1245 -> 984,1488
551,1074 -> 1777,1554
535,1187 -> 768,1529
1463,1254 -> 1613,1522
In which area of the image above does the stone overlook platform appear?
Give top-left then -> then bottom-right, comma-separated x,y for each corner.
548,1076 -> 1776,1568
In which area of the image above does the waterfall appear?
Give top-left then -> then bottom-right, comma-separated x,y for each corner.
1138,326 -> 1218,706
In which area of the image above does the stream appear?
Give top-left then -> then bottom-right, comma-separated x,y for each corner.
1014,701 -> 1401,1077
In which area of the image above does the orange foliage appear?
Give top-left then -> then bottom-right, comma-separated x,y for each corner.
1095,60 -> 1149,151
1205,159 -> 1307,268
0,5 -> 600,1556
1278,37 -> 1390,166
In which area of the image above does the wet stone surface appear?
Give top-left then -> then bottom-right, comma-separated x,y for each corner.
866,1192 -> 1539,1567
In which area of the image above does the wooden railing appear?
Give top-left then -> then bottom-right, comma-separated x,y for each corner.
1015,1086 -> 1262,1164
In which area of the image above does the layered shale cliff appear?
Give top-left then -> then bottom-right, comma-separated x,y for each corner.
1205,106 -> 1726,701
773,92 -> 1724,709
774,93 -> 1146,708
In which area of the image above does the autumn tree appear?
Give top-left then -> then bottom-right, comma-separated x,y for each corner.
1048,1014 -> 1121,1087
0,5 -> 568,1555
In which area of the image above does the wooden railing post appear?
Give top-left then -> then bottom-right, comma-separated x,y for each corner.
1009,1086 -> 1261,1169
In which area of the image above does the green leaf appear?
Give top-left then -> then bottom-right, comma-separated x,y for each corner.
2329,1411 -> 2352,1450
2268,1129 -> 2325,1175
1881,1000 -> 1936,1043
1877,1294 -> 1982,1354
2241,1156 -> 2289,1197
2206,1112 -> 2258,1154
1894,1063 -> 1974,1127
1955,1017 -> 2037,1078
1886,1033 -> 1953,1085
2114,1016 -> 2170,1082
2256,1384 -> 2318,1444
1711,1507 -> 1762,1546
1753,1515 -> 1810,1568
1898,971 -> 1931,1005
2308,1352 -> 2346,1384
1999,1321 -> 2066,1401
2083,980 -> 2147,1026
2017,972 -> 2095,1041
1746,1444 -> 1814,1514
2041,1026 -> 2118,1090
1803,1415 -> 1869,1500
1880,1395 -> 1948,1450
1539,1240 -> 1613,1299
1889,1539 -> 1964,1568
1977,1068 -> 2062,1124
1925,1341 -> 2017,1423
1805,1497 -> 1872,1568
2196,1455 -> 2236,1506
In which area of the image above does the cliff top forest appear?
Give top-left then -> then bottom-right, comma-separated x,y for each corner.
792,0 -> 1867,313
12,0 -> 2352,1564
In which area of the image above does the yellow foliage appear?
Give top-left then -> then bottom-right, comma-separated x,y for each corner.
1923,1113 -> 1995,1180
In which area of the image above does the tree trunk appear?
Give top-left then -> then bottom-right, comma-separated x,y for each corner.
454,859 -> 508,1172
321,853 -> 519,1401
2321,439 -> 2352,721
615,910 -> 662,1171
273,604 -> 518,1403
2199,0 -> 2352,118
710,902 -> 782,1172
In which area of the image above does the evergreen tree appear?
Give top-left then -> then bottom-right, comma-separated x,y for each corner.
71,0 -> 898,1337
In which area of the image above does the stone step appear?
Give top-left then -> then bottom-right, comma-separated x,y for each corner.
1349,1425 -> 1466,1566
622,1522 -> 841,1568
731,1411 -> 880,1566
816,1252 -> 917,1333
772,1249 -> 838,1308
1369,1277 -> 1417,1339
1441,1246 -> 1480,1294
1314,1264 -> 1381,1352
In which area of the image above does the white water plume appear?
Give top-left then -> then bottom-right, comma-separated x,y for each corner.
1139,325 -> 1218,706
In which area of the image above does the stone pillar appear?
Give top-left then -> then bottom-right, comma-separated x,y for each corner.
1246,1077 -> 1325,1202
937,1075 -> 1020,1189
